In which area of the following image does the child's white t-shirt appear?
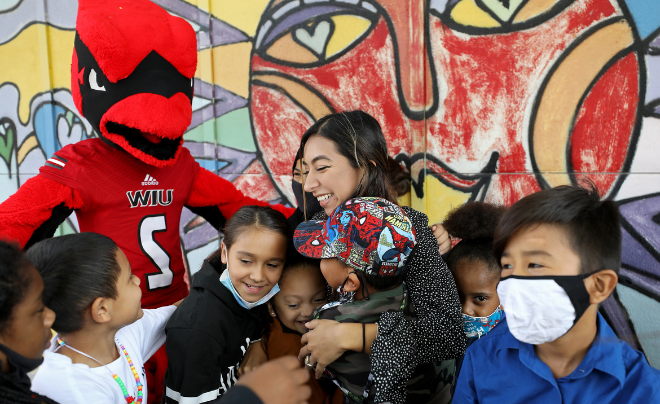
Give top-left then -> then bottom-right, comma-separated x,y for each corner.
32,306 -> 176,404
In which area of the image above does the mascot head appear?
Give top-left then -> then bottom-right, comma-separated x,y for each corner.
71,0 -> 197,167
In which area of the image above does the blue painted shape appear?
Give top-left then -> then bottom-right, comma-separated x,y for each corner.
194,158 -> 229,173
616,284 -> 660,369
624,0 -> 660,40
33,104 -> 65,158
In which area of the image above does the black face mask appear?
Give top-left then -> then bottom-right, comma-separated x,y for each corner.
291,180 -> 322,217
0,342 -> 44,387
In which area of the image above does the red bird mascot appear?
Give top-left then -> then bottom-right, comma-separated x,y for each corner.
0,0 -> 293,401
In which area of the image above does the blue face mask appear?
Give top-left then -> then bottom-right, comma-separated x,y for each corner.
463,305 -> 503,338
219,248 -> 280,310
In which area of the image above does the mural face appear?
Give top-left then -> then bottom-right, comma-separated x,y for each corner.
1,0 -> 660,367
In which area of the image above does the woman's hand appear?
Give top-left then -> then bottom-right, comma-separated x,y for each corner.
431,223 -> 451,255
299,320 -> 377,379
239,341 -> 268,377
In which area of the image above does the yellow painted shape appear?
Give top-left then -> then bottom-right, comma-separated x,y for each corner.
412,176 -> 471,226
266,34 -> 318,64
326,15 -> 372,59
196,42 -> 252,99
0,24 -> 75,123
533,20 -> 634,187
450,0 -> 500,28
513,0 -> 559,23
17,135 -> 39,164
209,0 -> 271,37
397,191 -> 411,208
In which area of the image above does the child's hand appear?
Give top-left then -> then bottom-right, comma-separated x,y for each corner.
239,341 -> 267,377
431,223 -> 452,255
236,356 -> 311,404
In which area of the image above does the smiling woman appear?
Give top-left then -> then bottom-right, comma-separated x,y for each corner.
0,241 -> 57,404
295,111 -> 466,404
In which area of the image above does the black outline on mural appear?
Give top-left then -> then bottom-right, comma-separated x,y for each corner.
404,151 -> 499,201
0,117 -> 17,178
528,17 -> 642,195
431,0 -> 574,36
564,45 -> 646,199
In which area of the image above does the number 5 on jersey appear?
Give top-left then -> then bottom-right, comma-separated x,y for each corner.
139,214 -> 173,291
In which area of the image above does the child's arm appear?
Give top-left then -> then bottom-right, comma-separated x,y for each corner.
164,328 -> 224,404
239,340 -> 268,376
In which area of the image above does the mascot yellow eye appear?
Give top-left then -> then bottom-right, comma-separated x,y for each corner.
255,0 -> 377,66
89,68 -> 106,92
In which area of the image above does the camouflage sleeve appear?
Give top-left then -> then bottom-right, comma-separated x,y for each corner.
369,207 -> 466,404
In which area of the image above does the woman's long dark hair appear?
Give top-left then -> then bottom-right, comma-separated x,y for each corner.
300,111 -> 397,205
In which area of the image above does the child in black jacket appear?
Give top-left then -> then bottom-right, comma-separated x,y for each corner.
164,206 -> 290,404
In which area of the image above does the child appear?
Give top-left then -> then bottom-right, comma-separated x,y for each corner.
28,233 -> 181,404
264,254 -> 341,404
454,184 -> 660,403
0,240 -> 57,404
163,205 -> 289,403
294,197 -> 454,404
443,202 -> 506,342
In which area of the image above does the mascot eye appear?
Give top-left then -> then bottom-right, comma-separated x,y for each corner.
89,68 -> 106,91
191,78 -> 194,87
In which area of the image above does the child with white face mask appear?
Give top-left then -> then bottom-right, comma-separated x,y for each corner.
453,183 -> 660,404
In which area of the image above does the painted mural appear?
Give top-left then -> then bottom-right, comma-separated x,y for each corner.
0,0 -> 659,366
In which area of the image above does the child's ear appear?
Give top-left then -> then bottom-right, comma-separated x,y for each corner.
267,301 -> 277,317
220,243 -> 227,264
90,297 -> 112,324
586,269 -> 618,304
343,272 -> 361,293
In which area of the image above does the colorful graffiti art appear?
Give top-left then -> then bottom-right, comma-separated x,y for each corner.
1,0 -> 659,367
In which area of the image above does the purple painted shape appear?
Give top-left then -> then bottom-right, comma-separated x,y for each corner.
263,5 -> 344,48
184,140 -> 216,159
651,34 -> 660,50
210,18 -> 249,47
621,227 -> 660,276
646,55 -> 660,105
601,295 -> 640,350
619,194 -> 660,253
189,82 -> 248,129
655,105 -> 660,115
179,207 -> 220,251
152,0 -> 248,48
217,145 -> 256,182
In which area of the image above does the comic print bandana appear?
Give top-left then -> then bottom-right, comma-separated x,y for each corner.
293,197 -> 416,277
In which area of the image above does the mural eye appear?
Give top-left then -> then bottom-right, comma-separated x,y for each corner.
255,1 -> 378,66
89,68 -> 106,92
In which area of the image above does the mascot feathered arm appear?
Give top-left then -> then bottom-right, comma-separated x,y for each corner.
0,176 -> 84,248
185,167 -> 295,229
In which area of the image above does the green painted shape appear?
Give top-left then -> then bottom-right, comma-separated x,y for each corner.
0,121 -> 15,165
57,219 -> 77,236
616,284 -> 660,369
184,119 -> 217,144
215,108 -> 256,152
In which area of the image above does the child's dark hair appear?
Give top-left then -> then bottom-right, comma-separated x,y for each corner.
387,157 -> 411,198
26,233 -> 122,334
280,252 -> 320,284
493,183 -> 621,275
300,111 -> 397,203
0,240 -> 33,334
443,202 -> 506,277
207,205 -> 290,269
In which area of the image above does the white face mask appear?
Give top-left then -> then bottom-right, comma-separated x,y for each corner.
219,247 -> 280,310
496,274 -> 594,345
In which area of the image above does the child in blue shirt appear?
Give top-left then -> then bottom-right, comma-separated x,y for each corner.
453,184 -> 660,403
